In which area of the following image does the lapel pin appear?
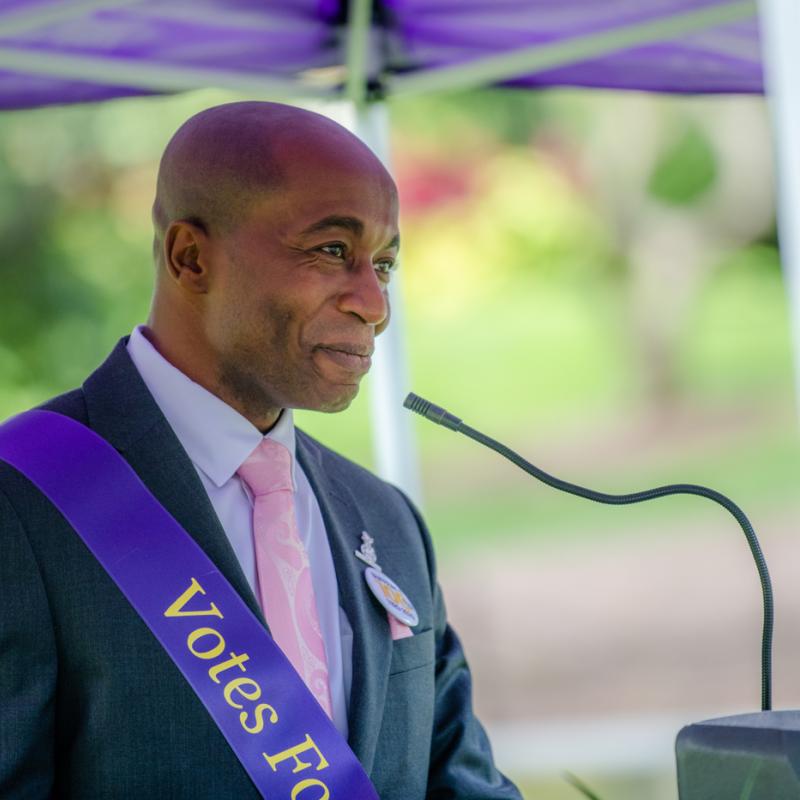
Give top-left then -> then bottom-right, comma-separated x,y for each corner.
355,531 -> 419,628
355,531 -> 380,569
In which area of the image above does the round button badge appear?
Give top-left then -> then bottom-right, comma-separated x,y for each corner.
364,566 -> 419,627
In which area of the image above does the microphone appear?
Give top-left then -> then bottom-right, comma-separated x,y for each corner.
403,391 -> 774,712
405,393 -> 800,799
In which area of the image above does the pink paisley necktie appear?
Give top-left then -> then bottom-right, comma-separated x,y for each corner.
237,438 -> 334,718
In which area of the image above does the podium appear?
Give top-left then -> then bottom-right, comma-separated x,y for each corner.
676,710 -> 800,799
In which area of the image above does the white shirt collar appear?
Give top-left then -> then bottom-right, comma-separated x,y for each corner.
126,325 -> 298,490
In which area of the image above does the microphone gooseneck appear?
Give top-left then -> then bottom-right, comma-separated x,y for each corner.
403,392 -> 774,712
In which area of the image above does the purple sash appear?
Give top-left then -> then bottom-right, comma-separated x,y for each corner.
0,409 -> 379,800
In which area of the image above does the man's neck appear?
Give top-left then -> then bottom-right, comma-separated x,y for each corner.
141,323 -> 282,432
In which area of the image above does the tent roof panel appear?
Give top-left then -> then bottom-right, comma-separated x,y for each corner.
0,0 -> 763,110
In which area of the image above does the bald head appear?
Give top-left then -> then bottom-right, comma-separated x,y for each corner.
151,101 -> 388,267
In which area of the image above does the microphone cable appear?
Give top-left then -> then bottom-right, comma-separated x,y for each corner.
404,392 -> 774,712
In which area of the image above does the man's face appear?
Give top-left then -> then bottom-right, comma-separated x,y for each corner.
204,146 -> 400,418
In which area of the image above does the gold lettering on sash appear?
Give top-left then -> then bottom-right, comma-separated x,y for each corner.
241,702 -> 279,734
164,581 -> 287,744
223,676 -> 261,708
263,734 -> 330,774
164,577 -> 223,619
222,677 -> 279,734
291,778 -> 330,800
187,627 -> 226,660
208,651 -> 250,683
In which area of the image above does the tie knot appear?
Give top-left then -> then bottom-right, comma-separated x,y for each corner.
237,438 -> 293,497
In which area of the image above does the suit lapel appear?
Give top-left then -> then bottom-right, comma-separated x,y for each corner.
296,432 -> 392,774
82,339 -> 265,625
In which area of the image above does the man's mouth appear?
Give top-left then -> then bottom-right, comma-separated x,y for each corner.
314,344 -> 373,376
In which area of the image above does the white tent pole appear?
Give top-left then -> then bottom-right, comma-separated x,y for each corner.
335,0 -> 423,504
351,102 -> 423,506
760,0 -> 800,421
344,0 -> 371,106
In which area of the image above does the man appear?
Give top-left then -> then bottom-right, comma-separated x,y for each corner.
0,101 -> 521,799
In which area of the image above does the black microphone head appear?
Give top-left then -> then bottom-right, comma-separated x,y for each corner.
402,392 -> 462,432
403,392 -> 430,415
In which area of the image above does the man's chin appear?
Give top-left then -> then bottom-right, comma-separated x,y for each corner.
317,387 -> 359,414
294,381 -> 361,414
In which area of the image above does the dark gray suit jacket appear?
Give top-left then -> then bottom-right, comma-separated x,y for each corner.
0,340 -> 521,799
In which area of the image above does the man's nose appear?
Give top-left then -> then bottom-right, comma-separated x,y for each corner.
338,260 -> 389,329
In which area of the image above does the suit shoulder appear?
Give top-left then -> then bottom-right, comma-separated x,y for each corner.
2,384 -> 87,426
37,386 -> 89,424
295,428 -> 430,551
0,386 -> 88,493
297,428 -> 400,494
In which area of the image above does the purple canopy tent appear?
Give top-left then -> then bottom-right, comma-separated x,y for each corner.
0,0 -> 796,503
0,0 -> 765,105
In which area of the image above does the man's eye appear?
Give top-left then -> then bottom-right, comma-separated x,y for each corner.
375,259 -> 397,278
320,244 -> 346,258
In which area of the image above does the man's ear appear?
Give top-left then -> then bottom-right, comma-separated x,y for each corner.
163,219 -> 212,293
